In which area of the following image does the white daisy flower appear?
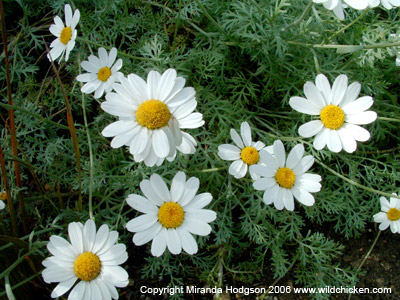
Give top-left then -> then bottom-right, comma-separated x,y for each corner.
217,121 -> 270,179
126,172 -> 216,257
313,0 -> 378,20
289,74 -> 377,153
42,219 -> 129,300
77,47 -> 123,99
373,194 -> 400,233
250,140 -> 322,211
48,4 -> 80,62
101,69 -> 204,167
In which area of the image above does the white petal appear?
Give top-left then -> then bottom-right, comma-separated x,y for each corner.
108,47 -> 117,67
289,96 -> 321,115
92,224 -> 110,254
303,82 -> 326,109
140,180 -> 164,206
68,222 -> 83,254
315,74 -> 331,105
286,144 -> 304,169
176,228 -> 198,255
337,127 -> 357,153
291,186 -> 315,206
125,214 -> 157,232
341,81 -> 361,107
185,210 -> 217,223
150,173 -> 170,202
282,189 -> 295,211
253,177 -> 276,190
342,96 -> 373,114
218,144 -> 241,161
166,87 -> 195,107
83,219 -> 96,252
49,235 -> 76,258
126,194 -> 158,214
51,277 -> 77,298
166,229 -> 182,255
345,124 -> 371,142
259,149 -> 278,170
274,187 -> 285,210
152,129 -> 170,158
229,159 -> 247,178
183,193 -> 213,211
249,164 -> 275,177
292,155 -> 314,175
345,111 -> 377,125
313,127 -> 329,150
64,4 -> 72,27
240,122 -> 252,146
298,120 -> 324,138
263,185 -> 279,205
177,177 -> 200,206
230,128 -> 244,148
102,120 -> 136,137
147,70 -> 161,99
151,228 -> 167,257
273,140 -> 286,168
129,127 -> 148,154
296,179 -> 322,193
158,69 -> 177,101
181,219 -> 212,236
68,281 -> 86,300
344,0 -> 369,9
326,130 -> 343,153
170,172 -> 186,202
330,75 -> 348,105
132,222 -> 162,246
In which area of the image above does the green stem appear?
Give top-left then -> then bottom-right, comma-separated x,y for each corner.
283,1 -> 313,31
328,8 -> 370,42
248,0 -> 273,26
78,55 -> 94,220
377,116 -> 400,123
316,158 -> 400,200
76,37 -> 162,62
193,166 -> 228,173
348,230 -> 381,300
195,0 -> 228,37
287,40 -> 400,50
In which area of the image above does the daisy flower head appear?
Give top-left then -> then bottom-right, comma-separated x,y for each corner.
250,140 -> 322,211
218,121 -> 269,179
373,194 -> 400,233
48,4 -> 80,62
77,47 -> 123,99
289,74 -> 377,153
101,69 -> 204,167
126,172 -> 217,257
42,219 -> 129,300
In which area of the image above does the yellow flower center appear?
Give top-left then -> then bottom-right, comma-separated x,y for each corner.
275,167 -> 296,189
136,99 -> 171,129
158,202 -> 184,228
73,252 -> 101,281
0,192 -> 6,201
387,208 -> 400,221
320,105 -> 345,130
97,67 -> 112,82
240,146 -> 260,165
60,27 -> 72,45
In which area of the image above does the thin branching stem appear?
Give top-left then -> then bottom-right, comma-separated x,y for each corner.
0,0 -> 27,234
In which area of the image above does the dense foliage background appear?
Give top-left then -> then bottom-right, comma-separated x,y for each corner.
1,0 -> 400,299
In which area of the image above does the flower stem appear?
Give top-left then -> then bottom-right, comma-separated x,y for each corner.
316,158 -> 400,200
283,1 -> 313,31
347,230 -> 381,300
328,8 -> 370,42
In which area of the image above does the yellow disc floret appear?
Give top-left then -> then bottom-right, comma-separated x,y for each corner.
275,167 -> 296,189
387,208 -> 400,221
320,105 -> 345,130
97,67 -> 112,82
73,252 -> 102,281
240,146 -> 260,165
60,27 -> 72,45
0,192 -> 6,201
158,202 -> 185,228
136,99 -> 171,129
